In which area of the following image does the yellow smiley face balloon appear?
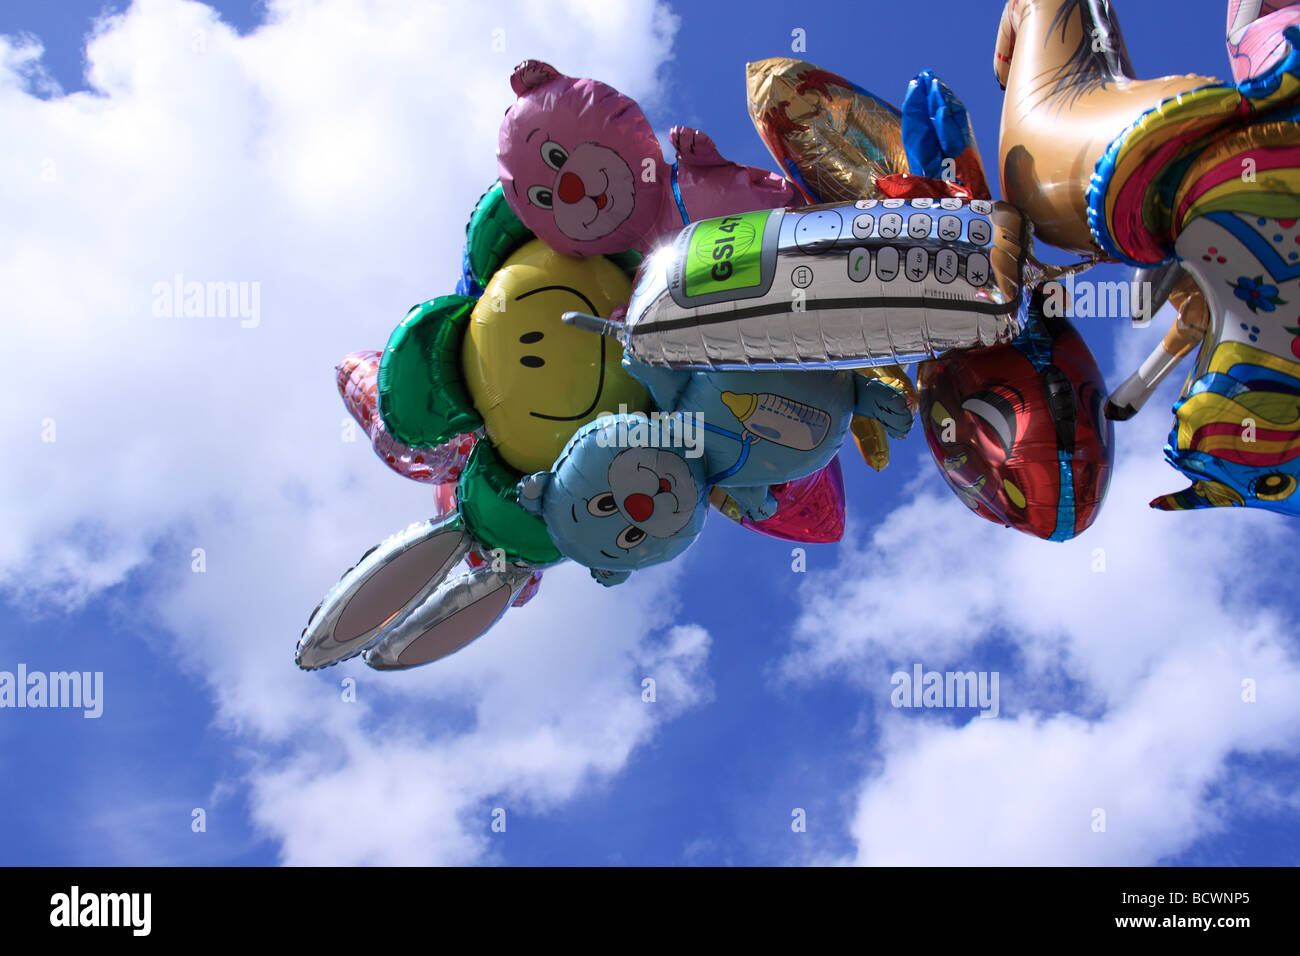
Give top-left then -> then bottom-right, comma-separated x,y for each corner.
461,239 -> 651,474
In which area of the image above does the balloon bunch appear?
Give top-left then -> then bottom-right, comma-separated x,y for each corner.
300,0 -> 1300,670
298,62 -> 917,671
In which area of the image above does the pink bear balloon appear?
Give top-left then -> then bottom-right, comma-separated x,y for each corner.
497,60 -> 798,256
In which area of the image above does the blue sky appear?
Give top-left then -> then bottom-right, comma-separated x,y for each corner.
2,0 -> 1298,866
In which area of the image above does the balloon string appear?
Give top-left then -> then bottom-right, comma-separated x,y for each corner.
670,162 -> 690,225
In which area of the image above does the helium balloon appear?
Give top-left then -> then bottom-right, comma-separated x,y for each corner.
709,453 -> 846,543
298,441 -> 561,673
498,60 -> 796,257
1076,20 -> 1300,517
306,183 -> 651,671
459,239 -> 650,473
1088,33 -> 1300,267
379,186 -> 654,475
518,359 -> 913,581
994,0 -> 1215,254
1135,117 -> 1300,515
1228,0 -> 1300,83
569,199 -> 1030,371
337,350 -> 473,484
918,286 -> 1114,540
296,515 -> 477,670
875,71 -> 993,202
899,70 -> 991,200
746,58 -> 908,204
296,513 -> 542,671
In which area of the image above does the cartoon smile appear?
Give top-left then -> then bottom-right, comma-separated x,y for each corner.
459,238 -> 651,474
514,285 -> 610,422
623,465 -> 680,520
557,168 -> 610,209
600,447 -> 699,539
544,145 -> 636,240
554,168 -> 611,227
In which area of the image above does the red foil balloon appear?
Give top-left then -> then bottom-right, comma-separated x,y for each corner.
918,299 -> 1113,541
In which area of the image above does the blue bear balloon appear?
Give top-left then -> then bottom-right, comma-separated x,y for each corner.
517,357 -> 913,584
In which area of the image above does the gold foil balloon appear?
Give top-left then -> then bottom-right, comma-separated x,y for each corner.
994,0 -> 1213,254
746,58 -> 909,204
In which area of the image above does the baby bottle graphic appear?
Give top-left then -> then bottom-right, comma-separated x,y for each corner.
720,391 -> 831,451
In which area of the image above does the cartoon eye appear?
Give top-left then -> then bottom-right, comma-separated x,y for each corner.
616,525 -> 647,550
540,140 -> 569,171
526,185 -> 554,209
520,355 -> 544,368
1253,473 -> 1297,501
962,389 -> 1019,455
587,493 -> 619,517
519,331 -> 543,344
1002,478 -> 1027,509
928,400 -> 958,441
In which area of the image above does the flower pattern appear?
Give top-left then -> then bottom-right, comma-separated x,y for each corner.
1231,275 -> 1286,313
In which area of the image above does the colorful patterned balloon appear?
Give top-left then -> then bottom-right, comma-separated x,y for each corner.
337,350 -> 473,485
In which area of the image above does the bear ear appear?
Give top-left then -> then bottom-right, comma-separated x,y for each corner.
516,472 -> 552,514
511,60 -> 561,96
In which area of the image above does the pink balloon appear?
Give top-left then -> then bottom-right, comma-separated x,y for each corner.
336,351 -> 474,485
738,456 -> 846,544
497,60 -> 796,257
1227,0 -> 1300,81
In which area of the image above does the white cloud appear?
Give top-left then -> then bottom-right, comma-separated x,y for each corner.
1,0 -> 704,865
781,313 -> 1300,864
